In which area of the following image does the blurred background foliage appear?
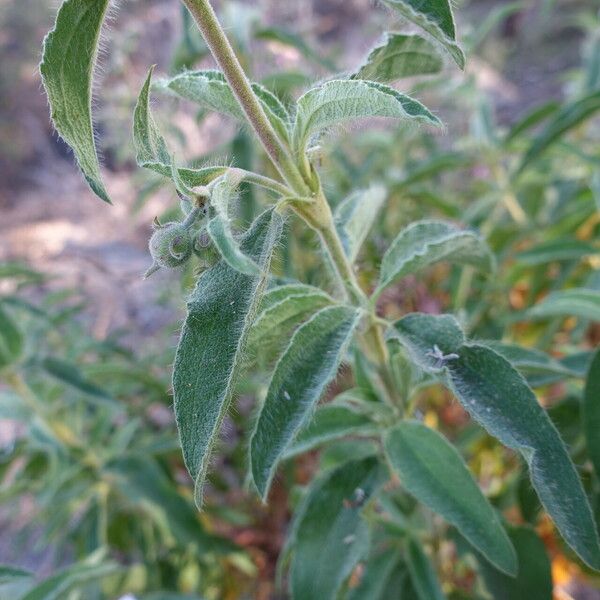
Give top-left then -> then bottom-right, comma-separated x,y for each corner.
0,0 -> 599,598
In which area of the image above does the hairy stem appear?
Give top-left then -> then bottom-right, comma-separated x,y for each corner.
181,0 -> 309,195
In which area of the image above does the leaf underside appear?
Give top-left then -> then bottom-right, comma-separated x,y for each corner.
40,0 -> 112,202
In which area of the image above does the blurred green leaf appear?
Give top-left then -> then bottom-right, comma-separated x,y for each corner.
526,288 -> 600,322
0,304 -> 23,369
40,0 -> 111,202
516,239 -> 596,265
406,537 -> 445,600
584,348 -> 600,480
477,526 -> 552,600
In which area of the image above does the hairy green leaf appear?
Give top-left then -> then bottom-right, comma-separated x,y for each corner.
334,185 -> 388,263
163,69 -> 291,141
477,526 -> 552,600
353,33 -> 443,82
40,0 -> 112,202
133,67 -> 228,187
290,457 -> 384,600
526,288 -> 600,322
248,285 -> 334,362
406,538 -> 445,600
293,79 -> 440,153
0,304 -> 23,370
584,348 -> 600,480
207,176 -> 259,275
173,209 -> 283,507
251,305 -> 361,498
517,90 -> 600,174
284,404 -> 377,458
385,421 -> 517,575
393,312 -> 600,569
383,0 -> 465,68
375,220 -> 494,298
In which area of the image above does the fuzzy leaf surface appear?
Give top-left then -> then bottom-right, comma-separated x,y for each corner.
353,33 -> 443,81
173,209 -> 282,506
383,0 -> 465,68
293,79 -> 440,152
290,457 -> 384,600
40,0 -> 112,202
334,185 -> 388,263
376,220 -> 494,298
251,305 -> 361,498
133,68 -> 228,187
393,312 -> 600,570
164,70 -> 291,141
385,421 -> 517,574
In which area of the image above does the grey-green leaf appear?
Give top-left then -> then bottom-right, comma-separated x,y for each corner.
393,312 -> 600,570
526,288 -> 600,322
406,538 -> 445,600
284,404 -> 377,459
293,79 -> 440,153
334,185 -> 388,263
250,305 -> 361,498
584,348 -> 600,480
477,526 -> 552,600
290,457 -> 384,600
248,285 -> 334,362
163,69 -> 291,141
133,67 -> 228,187
384,421 -> 517,575
383,0 -> 465,68
207,176 -> 259,275
376,220 -> 494,298
353,33 -> 443,82
173,208 -> 283,507
40,0 -> 112,203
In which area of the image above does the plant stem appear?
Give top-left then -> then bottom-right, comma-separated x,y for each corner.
231,168 -> 292,197
181,0 -> 309,196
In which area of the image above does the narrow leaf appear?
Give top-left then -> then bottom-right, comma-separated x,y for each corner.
348,550 -> 408,600
41,357 -> 113,402
516,239 -> 596,265
385,421 -> 517,575
207,176 -> 259,275
173,208 -> 283,506
393,312 -> 600,570
133,67 -> 228,187
250,305 -> 361,498
293,79 -> 440,153
353,33 -> 443,82
0,304 -> 23,369
40,0 -> 112,202
290,457 -> 384,600
284,404 -> 377,458
526,288 -> 600,322
477,526 -> 552,600
376,220 -> 494,298
383,0 -> 465,68
517,90 -> 600,174
406,538 -> 445,600
163,69 -> 291,141
584,348 -> 600,480
334,185 -> 387,263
